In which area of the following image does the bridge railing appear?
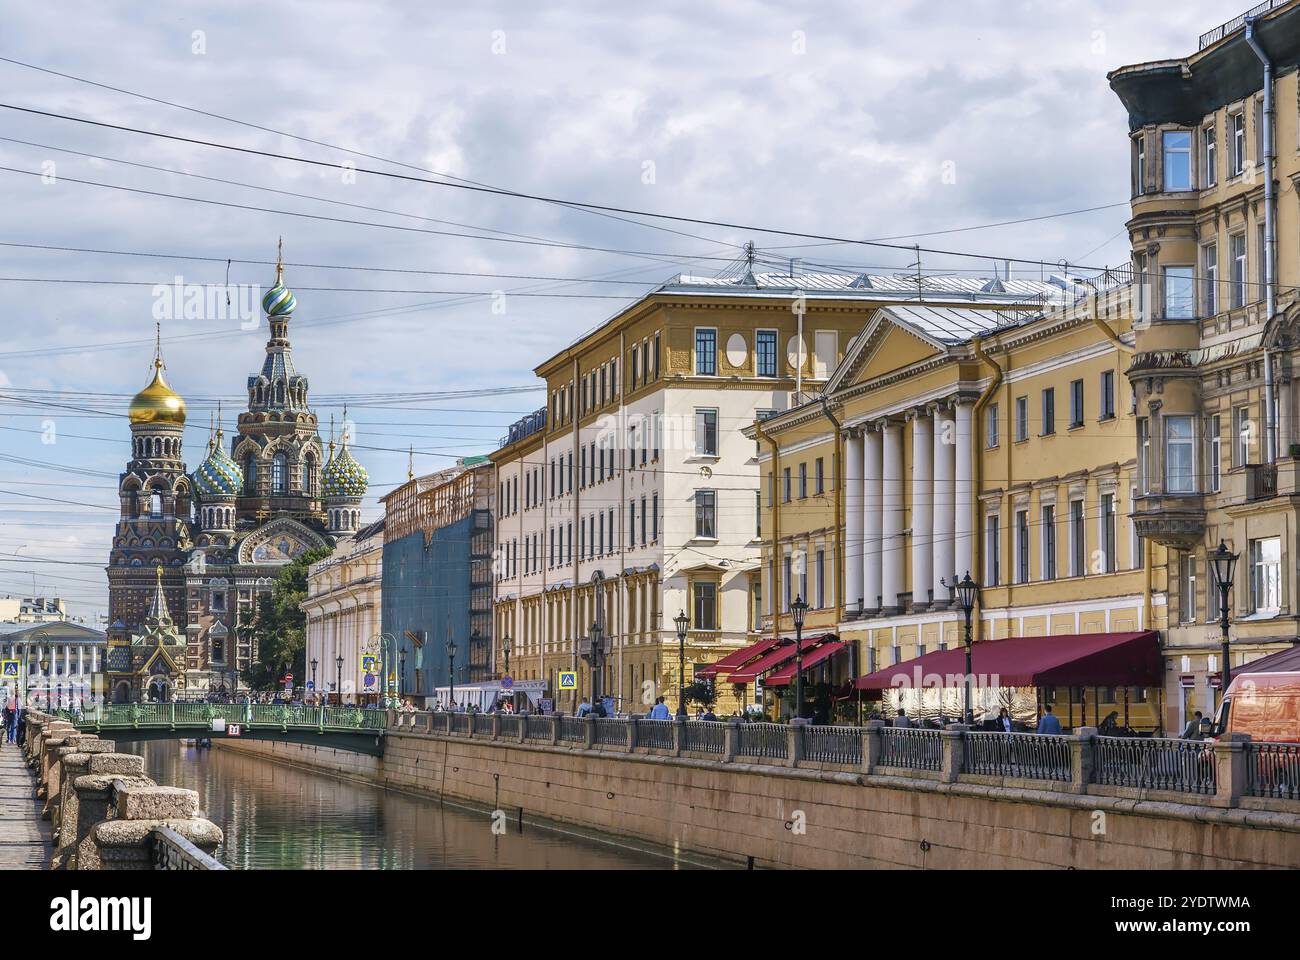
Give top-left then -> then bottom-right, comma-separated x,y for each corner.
735,722 -> 788,760
151,826 -> 227,871
77,702 -> 389,734
801,724 -> 863,766
965,731 -> 1072,782
633,718 -> 674,751
1091,736 -> 1217,795
1244,742 -> 1300,800
878,727 -> 943,772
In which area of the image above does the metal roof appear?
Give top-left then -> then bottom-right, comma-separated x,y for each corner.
662,270 -> 1083,306
885,304 -> 1028,344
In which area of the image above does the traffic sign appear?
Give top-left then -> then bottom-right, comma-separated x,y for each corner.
306,681 -> 315,691
0,660 -> 19,679
558,671 -> 577,690
227,724 -> 242,737
360,655 -> 379,675
501,675 -> 514,689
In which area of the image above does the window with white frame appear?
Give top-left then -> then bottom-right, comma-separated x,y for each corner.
1069,379 -> 1084,428
1100,492 -> 1116,574
1041,504 -> 1057,581
1232,112 -> 1246,175
1164,265 -> 1195,319
695,490 -> 717,539
1250,537 -> 1281,615
1203,121 -> 1217,187
1015,396 -> 1028,442
1134,135 -> 1146,194
1202,242 -> 1218,315
1231,233 -> 1247,308
694,408 -> 718,456
1208,414 -> 1221,492
1015,510 -> 1030,584
986,514 -> 1000,586
1163,129 -> 1192,190
1164,416 -> 1195,493
1070,499 -> 1086,576
986,403 -> 999,448
1100,369 -> 1115,420
815,549 -> 826,609
1138,418 -> 1150,493
1234,405 -> 1254,467
756,330 -> 778,377
1180,552 -> 1197,623
695,328 -> 717,375
1041,388 -> 1055,436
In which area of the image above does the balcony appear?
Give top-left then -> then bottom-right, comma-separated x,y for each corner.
1131,493 -> 1205,548
1246,464 -> 1277,501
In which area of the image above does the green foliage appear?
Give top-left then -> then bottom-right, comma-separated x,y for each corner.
242,546 -> 332,690
681,678 -> 718,709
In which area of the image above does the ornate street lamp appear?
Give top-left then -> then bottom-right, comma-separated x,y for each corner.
673,610 -> 690,717
1210,541 -> 1239,688
399,646 -> 408,697
955,571 -> 980,724
790,595 -> 809,721
335,654 -> 344,707
39,656 -> 49,709
447,637 -> 458,710
501,635 -> 512,678
310,657 -> 318,695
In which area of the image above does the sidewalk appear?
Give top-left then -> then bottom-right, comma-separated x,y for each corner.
0,739 -> 50,869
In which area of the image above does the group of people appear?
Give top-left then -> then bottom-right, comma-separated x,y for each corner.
886,704 -> 1066,734
1,697 -> 25,747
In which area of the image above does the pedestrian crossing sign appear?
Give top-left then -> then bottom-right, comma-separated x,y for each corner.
558,671 -> 577,690
0,661 -> 18,679
360,655 -> 379,676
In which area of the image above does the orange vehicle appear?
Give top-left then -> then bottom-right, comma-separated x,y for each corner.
1210,672 -> 1300,743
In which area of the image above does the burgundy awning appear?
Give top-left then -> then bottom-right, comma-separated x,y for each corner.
1236,644 -> 1300,674
852,631 -> 1162,691
728,634 -> 833,685
696,636 -> 782,680
764,640 -> 851,687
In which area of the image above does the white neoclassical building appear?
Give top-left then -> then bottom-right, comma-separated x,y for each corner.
301,519 -> 384,702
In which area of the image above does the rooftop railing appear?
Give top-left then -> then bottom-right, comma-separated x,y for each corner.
1199,0 -> 1288,50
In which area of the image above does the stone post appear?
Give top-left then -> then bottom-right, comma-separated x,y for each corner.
582,715 -> 596,750
1213,732 -> 1251,808
723,719 -> 740,763
549,712 -> 561,746
52,741 -> 116,869
66,753 -> 154,871
940,723 -> 970,783
35,722 -> 76,801
517,715 -> 528,745
491,713 -> 502,741
44,733 -> 101,822
77,783 -> 222,870
626,717 -> 640,753
671,716 -> 686,756
786,718 -> 808,768
863,720 -> 884,774
1068,726 -> 1098,794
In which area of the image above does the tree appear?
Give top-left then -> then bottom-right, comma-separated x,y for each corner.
243,546 -> 332,690
681,677 -> 718,710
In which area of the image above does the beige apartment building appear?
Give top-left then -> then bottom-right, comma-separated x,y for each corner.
1111,0 -> 1300,730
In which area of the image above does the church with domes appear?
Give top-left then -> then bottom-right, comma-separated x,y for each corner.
105,248 -> 368,702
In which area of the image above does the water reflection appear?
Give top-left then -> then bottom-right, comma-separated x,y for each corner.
126,741 -> 694,870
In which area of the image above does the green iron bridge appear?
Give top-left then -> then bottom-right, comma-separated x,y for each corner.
55,703 -> 388,756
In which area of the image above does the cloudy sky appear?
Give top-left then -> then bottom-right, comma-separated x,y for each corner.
0,0 -> 1243,623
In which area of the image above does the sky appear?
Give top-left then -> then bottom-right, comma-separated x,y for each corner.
0,0 -> 1246,624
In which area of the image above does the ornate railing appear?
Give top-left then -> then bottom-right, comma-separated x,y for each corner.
1092,736 -> 1216,795
965,731 -> 1072,781
450,713 -> 471,735
594,718 -> 628,748
801,725 -> 863,765
558,716 -> 586,743
878,728 -> 943,771
681,720 -> 726,754
498,715 -> 522,739
78,702 -> 386,733
634,719 -> 674,751
472,714 -> 495,736
151,826 -> 227,871
524,716 -> 554,742
736,722 -> 788,760
1245,742 -> 1300,800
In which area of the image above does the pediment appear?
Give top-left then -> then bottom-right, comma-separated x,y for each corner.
237,517 -> 328,565
826,309 -> 946,394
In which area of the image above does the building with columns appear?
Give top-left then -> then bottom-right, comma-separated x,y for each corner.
748,274 -> 1166,727
302,518 -> 384,703
1110,1 -> 1300,731
0,620 -> 106,709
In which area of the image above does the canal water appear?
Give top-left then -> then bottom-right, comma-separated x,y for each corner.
125,740 -> 702,870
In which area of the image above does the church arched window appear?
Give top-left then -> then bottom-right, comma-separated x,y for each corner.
149,492 -> 163,518
303,456 -> 314,495
244,456 -> 257,491
272,453 -> 287,494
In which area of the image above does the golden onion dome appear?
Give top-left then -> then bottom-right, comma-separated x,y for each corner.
129,358 -> 187,426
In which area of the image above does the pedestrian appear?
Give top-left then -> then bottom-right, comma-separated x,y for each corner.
648,696 -> 671,720
1180,710 -> 1204,740
701,706 -> 717,722
1036,704 -> 1063,735
997,708 -> 1013,733
892,707 -> 913,729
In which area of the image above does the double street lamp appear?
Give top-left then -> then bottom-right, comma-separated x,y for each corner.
501,634 -> 512,678
1210,540 -> 1239,689
790,595 -> 808,721
674,610 -> 690,717
954,571 -> 980,724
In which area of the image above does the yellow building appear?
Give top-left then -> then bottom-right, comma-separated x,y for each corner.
748,275 -> 1166,730
1110,0 -> 1300,732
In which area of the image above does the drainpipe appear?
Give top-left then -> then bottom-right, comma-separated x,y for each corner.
819,397 -> 845,623
754,419 -> 781,638
970,336 -> 1004,642
1246,18 -> 1278,463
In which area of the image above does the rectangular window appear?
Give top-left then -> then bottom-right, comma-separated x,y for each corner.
653,333 -> 661,379
1041,505 -> 1057,581
815,457 -> 824,494
756,330 -> 778,377
693,581 -> 718,631
1163,130 -> 1192,190
1138,418 -> 1150,493
695,328 -> 717,375
1165,416 -> 1195,493
798,462 -> 807,499
566,522 -> 572,564
1016,510 -> 1030,584
1209,415 -> 1221,493
986,515 -> 1001,586
1203,122 -> 1217,188
1070,499 -> 1086,577
1180,553 -> 1197,624
1015,396 -> 1028,442
783,555 -> 792,612
1164,265 -> 1195,319
1232,112 -> 1245,175
755,491 -> 762,539
695,490 -> 716,539
652,494 -> 659,541
1069,379 -> 1084,428
1235,405 -> 1253,467
987,403 -> 999,448
1250,537 -> 1281,614
695,408 -> 719,456
1100,369 -> 1115,420
783,467 -> 792,503
1134,136 -> 1146,195
628,500 -> 636,546
1101,493 -> 1116,574
640,496 -> 647,546
1202,243 -> 1218,315
815,549 -> 826,609
1231,234 -> 1247,308
1257,223 -> 1267,302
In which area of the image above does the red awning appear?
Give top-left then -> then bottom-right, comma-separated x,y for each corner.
764,640 -> 851,687
1237,643 -> 1300,674
852,631 -> 1162,691
696,636 -> 782,679
728,634 -> 833,685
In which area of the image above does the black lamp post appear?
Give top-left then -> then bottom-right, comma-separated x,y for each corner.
955,571 -> 980,724
1210,540 -> 1239,689
39,657 -> 49,709
310,657 -> 318,695
399,647 -> 407,697
674,610 -> 690,717
447,638 -> 458,709
335,654 -> 344,707
502,635 -> 512,677
790,595 -> 809,720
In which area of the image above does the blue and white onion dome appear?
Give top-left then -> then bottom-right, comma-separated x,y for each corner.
192,438 -> 243,499
322,444 -> 368,499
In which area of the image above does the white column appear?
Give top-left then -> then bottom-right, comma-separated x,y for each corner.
910,411 -> 933,608
881,420 -> 904,612
955,401 -> 975,580
844,429 -> 865,613
864,427 -> 883,612
933,404 -> 957,605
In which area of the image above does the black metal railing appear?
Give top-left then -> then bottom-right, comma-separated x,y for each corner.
450,713 -> 471,735
801,725 -> 863,765
682,720 -> 726,754
524,715 -> 554,742
594,718 -> 628,747
878,728 -> 943,771
1092,737 -> 1217,795
558,716 -> 586,743
498,715 -> 522,739
965,731 -> 1071,781
736,722 -> 788,760
635,718 -> 674,751
1245,742 -> 1300,800
1199,0 -> 1287,49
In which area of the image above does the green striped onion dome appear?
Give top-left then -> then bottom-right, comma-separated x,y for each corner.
322,445 -> 368,499
192,443 -> 243,498
262,279 -> 297,317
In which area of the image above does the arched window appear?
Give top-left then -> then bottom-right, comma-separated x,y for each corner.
244,457 -> 257,490
212,636 -> 224,663
149,492 -> 163,518
303,457 -> 314,495
273,453 -> 287,494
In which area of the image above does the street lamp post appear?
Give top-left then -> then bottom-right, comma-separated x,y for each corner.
955,571 -> 980,724
674,610 -> 689,717
447,638 -> 458,710
39,657 -> 49,709
310,657 -> 318,696
501,635 -> 512,678
335,654 -> 344,707
790,595 -> 808,721
1210,540 -> 1239,689
399,647 -> 407,698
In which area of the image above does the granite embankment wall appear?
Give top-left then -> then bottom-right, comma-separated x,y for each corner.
218,730 -> 1300,870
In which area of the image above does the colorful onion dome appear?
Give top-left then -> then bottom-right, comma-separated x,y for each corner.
129,357 -> 186,426
322,444 -> 368,499
261,278 -> 297,317
192,438 -> 243,499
